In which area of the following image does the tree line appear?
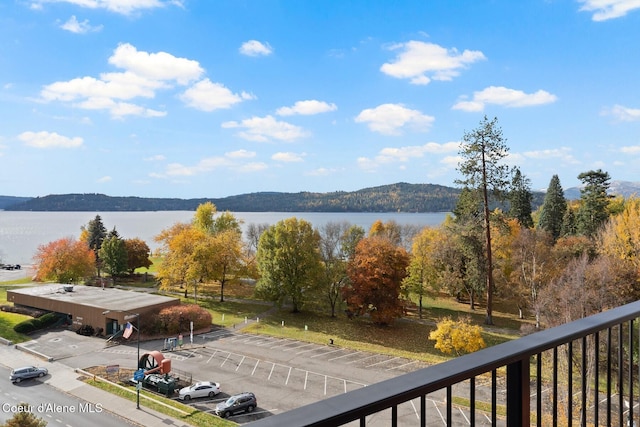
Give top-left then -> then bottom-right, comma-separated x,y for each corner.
3,183 -> 540,213
29,117 -> 640,338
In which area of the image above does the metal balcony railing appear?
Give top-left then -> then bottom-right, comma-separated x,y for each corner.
247,300 -> 640,427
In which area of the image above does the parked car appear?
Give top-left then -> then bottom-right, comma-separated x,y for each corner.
10,366 -> 48,383
215,392 -> 257,418
178,381 -> 221,401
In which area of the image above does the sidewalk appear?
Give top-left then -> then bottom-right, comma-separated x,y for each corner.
0,343 -> 191,427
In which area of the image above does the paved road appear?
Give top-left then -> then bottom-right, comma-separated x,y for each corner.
0,365 -> 133,427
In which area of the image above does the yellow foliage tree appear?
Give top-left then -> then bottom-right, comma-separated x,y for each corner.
600,197 -> 640,272
429,316 -> 486,356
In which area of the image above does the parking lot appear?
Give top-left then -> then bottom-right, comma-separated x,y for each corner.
21,328 -> 507,425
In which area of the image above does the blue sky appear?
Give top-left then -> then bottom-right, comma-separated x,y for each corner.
1,0 -> 639,199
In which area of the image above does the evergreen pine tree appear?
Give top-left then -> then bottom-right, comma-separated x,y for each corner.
508,168 -> 534,228
576,169 -> 611,238
538,175 -> 567,241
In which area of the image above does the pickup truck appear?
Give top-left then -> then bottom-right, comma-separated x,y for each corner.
0,264 -> 21,270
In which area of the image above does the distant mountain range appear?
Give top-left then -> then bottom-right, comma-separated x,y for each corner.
1,181 -> 638,213
1,183 -> 461,213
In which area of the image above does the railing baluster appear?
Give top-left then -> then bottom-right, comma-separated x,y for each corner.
553,346 -> 558,427
420,395 -> 425,427
629,319 -> 634,427
391,405 -> 397,427
608,326 -> 613,427
492,369 -> 497,427
620,324 -> 624,427
470,376 -> 475,427
568,341 -> 573,426
582,335 -> 587,427
594,331 -> 599,426
446,385 -> 452,426
537,353 -> 542,427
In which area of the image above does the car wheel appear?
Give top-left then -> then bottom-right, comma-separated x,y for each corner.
208,391 -> 215,397
38,373 -> 44,378
15,378 -> 21,383
221,411 -> 229,418
183,395 -> 191,401
247,405 -> 255,413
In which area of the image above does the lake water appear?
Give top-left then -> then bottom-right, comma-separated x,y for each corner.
0,211 -> 449,265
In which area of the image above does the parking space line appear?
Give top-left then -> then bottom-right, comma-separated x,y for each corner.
348,354 -> 378,364
343,379 -> 347,393
236,355 -> 245,371
328,350 -> 361,361
432,399 -> 446,425
206,350 -> 218,364
310,348 -> 342,358
295,345 -> 322,355
285,367 -> 292,385
268,363 -> 276,380
324,375 -> 327,395
458,406 -> 470,424
367,356 -> 400,368
220,352 -> 231,367
387,360 -> 418,371
410,399 -> 419,420
251,360 -> 260,376
304,371 -> 309,390
282,343 -> 312,352
270,340 -> 298,350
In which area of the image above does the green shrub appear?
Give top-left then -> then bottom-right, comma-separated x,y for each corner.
13,312 -> 64,333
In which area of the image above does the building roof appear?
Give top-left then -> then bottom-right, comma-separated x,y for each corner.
10,284 -> 178,312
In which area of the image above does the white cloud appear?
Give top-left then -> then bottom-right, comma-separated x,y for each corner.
578,0 -> 640,21
144,154 -> 165,161
222,115 -> 309,142
225,149 -> 256,159
621,146 -> 640,154
97,176 -> 112,183
30,0 -> 183,16
602,104 -> 640,122
276,100 -> 337,116
18,131 -> 83,148
60,15 -> 103,33
165,156 -> 232,176
453,86 -> 557,112
238,162 -> 268,172
272,152 -> 305,162
380,41 -> 486,85
355,103 -> 434,135
109,43 -> 203,85
357,141 -> 460,171
306,167 -> 335,176
523,147 -> 579,164
180,79 -> 253,111
239,40 -> 273,57
40,43 -> 209,117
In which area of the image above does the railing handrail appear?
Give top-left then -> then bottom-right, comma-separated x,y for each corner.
247,299 -> 640,427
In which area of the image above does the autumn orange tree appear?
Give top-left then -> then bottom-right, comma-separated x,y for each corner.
34,237 -> 95,283
124,238 -> 152,275
344,236 -> 409,325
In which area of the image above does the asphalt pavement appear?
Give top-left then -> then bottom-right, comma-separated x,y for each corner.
0,341 -> 189,427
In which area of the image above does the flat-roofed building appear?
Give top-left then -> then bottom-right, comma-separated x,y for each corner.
7,284 -> 180,334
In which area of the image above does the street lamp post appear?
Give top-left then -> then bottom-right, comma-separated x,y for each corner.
103,310 -> 141,409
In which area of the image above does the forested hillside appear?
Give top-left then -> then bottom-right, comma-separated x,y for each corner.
3,183 -> 465,212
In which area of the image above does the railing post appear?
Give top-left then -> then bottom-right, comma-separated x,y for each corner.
507,358 -> 530,427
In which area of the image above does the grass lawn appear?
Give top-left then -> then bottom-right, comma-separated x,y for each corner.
0,285 -> 33,343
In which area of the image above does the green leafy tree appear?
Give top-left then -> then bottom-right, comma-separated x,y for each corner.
403,226 -> 444,318
99,234 -> 128,283
192,201 -> 217,233
576,169 -> 611,238
256,218 -> 322,312
537,174 -> 567,241
508,168 -> 534,228
456,116 -> 511,325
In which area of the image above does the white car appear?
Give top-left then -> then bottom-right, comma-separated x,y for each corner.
178,381 -> 221,401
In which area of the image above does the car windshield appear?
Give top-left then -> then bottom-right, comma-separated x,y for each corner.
225,397 -> 237,406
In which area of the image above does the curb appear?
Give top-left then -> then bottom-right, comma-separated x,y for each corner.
14,343 -> 54,362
